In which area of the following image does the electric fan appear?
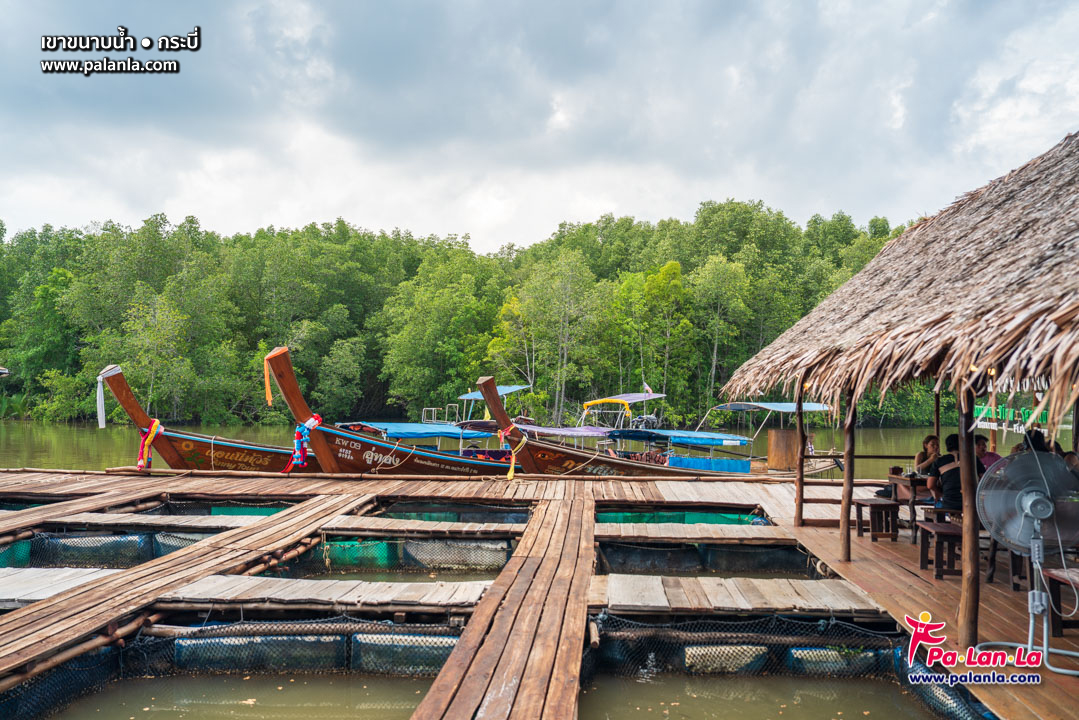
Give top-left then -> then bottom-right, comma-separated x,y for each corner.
976,451 -> 1079,675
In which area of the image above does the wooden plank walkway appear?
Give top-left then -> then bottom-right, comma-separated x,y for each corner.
0,493 -> 371,677
0,485 -> 165,537
39,511 -> 261,532
594,522 -> 794,544
0,568 -> 488,611
791,525 -> 1079,720
323,515 -> 526,539
589,573 -> 882,615
413,487 -> 596,720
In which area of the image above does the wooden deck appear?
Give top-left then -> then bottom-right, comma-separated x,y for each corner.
0,493 -> 371,677
791,524 -> 1079,720
589,573 -> 882,615
0,567 -> 490,612
8,467 -> 1046,719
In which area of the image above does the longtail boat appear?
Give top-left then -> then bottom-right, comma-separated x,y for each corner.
475,376 -> 761,478
98,364 -> 320,473
264,347 -> 519,477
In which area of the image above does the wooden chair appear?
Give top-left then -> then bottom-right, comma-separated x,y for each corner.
854,498 -> 900,542
917,521 -> 963,579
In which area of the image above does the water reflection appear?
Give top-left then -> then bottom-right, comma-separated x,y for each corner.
578,674 -> 935,719
55,674 -> 430,720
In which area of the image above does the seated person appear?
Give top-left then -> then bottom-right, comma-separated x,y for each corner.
927,434 -> 986,510
974,434 -> 1003,469
914,435 -> 940,474
894,434 -> 938,502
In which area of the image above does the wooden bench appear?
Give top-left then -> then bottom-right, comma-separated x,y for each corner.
919,508 -> 1030,590
921,506 -> 961,524
1045,568 -> 1079,637
916,521 -> 963,579
854,498 -> 899,542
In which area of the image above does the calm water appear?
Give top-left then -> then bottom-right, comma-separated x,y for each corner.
2,420 -> 1050,480
52,674 -> 934,720
578,675 -> 935,719
55,675 -> 431,720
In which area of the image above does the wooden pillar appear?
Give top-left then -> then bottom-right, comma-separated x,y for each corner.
957,388 -> 980,649
840,387 -> 856,562
1073,398 -> 1079,454
794,379 -> 806,527
934,391 -> 941,441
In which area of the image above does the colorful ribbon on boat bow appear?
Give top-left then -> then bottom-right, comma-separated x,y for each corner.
282,414 -> 322,474
136,419 -> 163,471
497,425 -> 528,481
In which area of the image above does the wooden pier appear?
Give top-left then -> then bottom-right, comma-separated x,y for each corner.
3,466 -> 1067,719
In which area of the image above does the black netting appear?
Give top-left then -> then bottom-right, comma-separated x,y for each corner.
0,616 -> 462,720
0,531 -> 216,569
158,499 -> 294,516
594,613 -> 902,678
377,501 -> 530,525
270,536 -> 514,579
598,542 -> 815,578
592,613 -> 989,719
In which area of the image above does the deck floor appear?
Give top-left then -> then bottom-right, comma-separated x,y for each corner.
790,524 -> 1079,720
3,468 -> 1068,720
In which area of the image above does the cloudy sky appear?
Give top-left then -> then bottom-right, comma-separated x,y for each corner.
2,0 -> 1077,251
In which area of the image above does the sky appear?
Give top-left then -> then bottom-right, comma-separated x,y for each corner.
2,0 -> 1077,252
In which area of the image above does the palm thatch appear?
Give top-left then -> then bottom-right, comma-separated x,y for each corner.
725,131 -> 1079,429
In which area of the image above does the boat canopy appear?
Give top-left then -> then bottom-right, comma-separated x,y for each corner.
457,384 -> 530,401
608,428 -> 750,446
346,422 -> 492,440
515,423 -> 612,438
709,401 -> 830,413
0,366 -> 9,377
583,392 -> 666,418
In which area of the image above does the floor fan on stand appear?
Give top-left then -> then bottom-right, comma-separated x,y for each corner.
975,451 -> 1079,675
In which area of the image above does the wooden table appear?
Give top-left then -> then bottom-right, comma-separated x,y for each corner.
888,473 -> 929,543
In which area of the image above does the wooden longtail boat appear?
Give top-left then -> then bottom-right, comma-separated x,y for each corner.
475,376 -> 761,478
99,364 -> 321,472
264,347 -> 519,477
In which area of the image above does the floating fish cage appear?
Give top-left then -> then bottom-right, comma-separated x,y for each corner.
153,499 -> 294,516
376,501 -> 530,525
0,616 -> 461,720
271,535 -> 515,578
0,531 -> 214,569
588,614 -> 989,719
597,540 -> 814,577
595,509 -> 769,525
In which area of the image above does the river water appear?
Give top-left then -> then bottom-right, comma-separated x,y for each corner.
2,420 -> 1051,479
3,420 -> 959,719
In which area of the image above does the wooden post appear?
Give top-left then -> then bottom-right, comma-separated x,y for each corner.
957,388 -> 980,649
1073,398 -> 1079,454
840,387 -> 856,562
795,379 -> 806,527
934,391 -> 941,441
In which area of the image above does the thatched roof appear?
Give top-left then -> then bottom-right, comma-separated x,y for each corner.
725,131 -> 1079,428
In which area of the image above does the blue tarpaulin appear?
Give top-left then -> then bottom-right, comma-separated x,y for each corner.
457,385 -> 530,401
346,422 -> 492,440
608,428 -> 750,446
668,456 -> 751,473
709,401 -> 830,413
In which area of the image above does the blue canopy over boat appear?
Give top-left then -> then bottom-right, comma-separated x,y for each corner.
709,401 -> 830,413
346,422 -> 492,440
457,385 -> 530,401
608,428 -> 750,446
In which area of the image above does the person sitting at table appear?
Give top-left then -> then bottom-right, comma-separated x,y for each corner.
974,434 -> 1003,470
927,433 -> 986,510
914,435 -> 940,474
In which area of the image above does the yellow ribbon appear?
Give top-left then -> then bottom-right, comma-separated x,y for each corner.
137,419 -> 162,471
263,357 -> 273,406
506,434 -> 527,481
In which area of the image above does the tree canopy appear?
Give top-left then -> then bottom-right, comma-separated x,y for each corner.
0,202 -> 924,426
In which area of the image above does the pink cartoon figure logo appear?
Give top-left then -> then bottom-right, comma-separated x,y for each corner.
904,611 -> 947,666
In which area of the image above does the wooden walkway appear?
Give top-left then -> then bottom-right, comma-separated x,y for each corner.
0,493 -> 371,678
791,525 -> 1079,720
0,468 -> 930,720
413,488 -> 595,720
589,574 -> 882,615
0,567 -> 490,612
